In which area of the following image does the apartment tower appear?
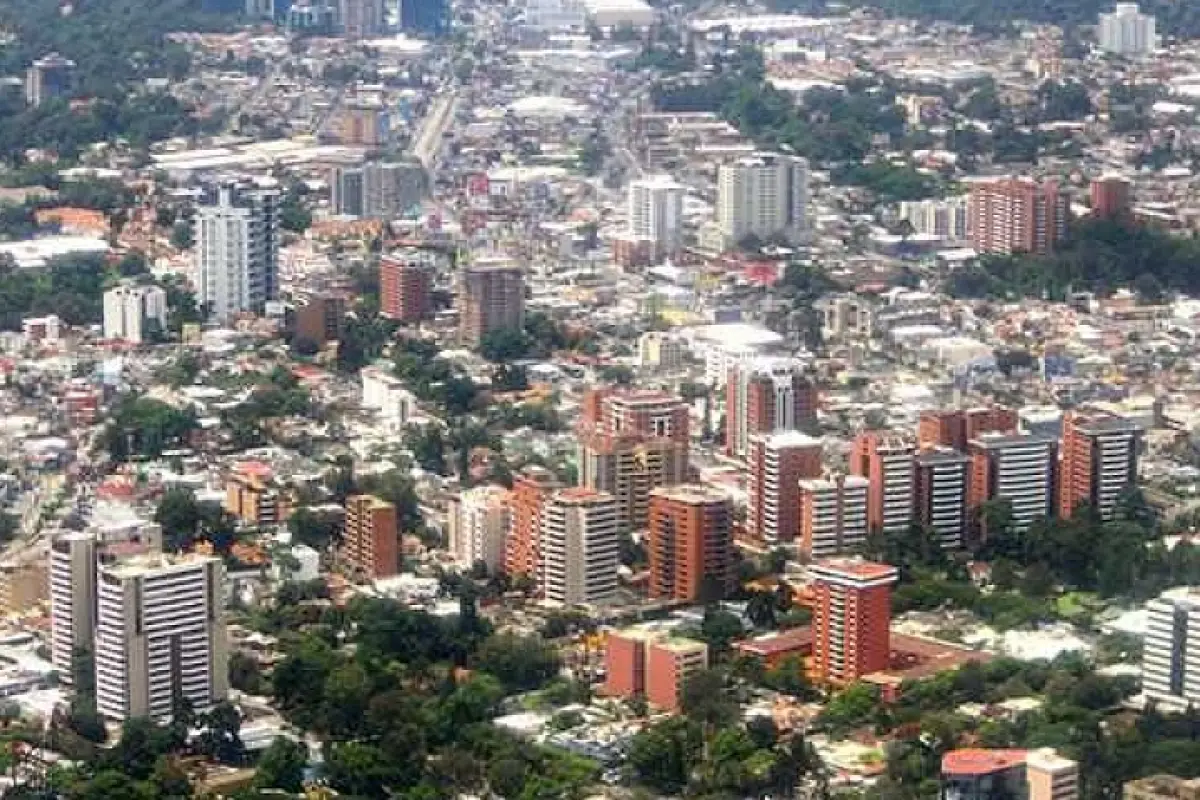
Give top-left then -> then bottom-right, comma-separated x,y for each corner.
647,485 -> 734,603
448,485 -> 511,574
726,357 -> 818,458
914,448 -> 971,549
505,465 -> 563,582
628,174 -> 685,257
917,407 -> 1018,453
196,179 -> 281,323
850,432 -> 915,534
459,262 -> 525,347
968,433 -> 1058,534
969,177 -> 1068,255
380,252 -> 434,324
343,494 -> 399,580
1058,410 -> 1141,520
746,431 -> 823,543
49,533 -> 97,681
810,558 -> 897,685
1142,587 -> 1200,709
540,488 -> 620,606
798,475 -> 870,559
716,153 -> 808,248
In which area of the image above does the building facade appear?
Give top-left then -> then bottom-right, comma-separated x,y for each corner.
747,431 -> 823,543
914,449 -> 971,549
49,533 -> 97,681
540,488 -> 620,606
459,262 -> 525,347
604,628 -> 708,712
506,466 -> 563,581
380,252 -> 434,323
449,485 -> 511,574
798,475 -> 870,559
1098,3 -> 1156,56
628,175 -> 685,257
1142,587 -> 1200,709
850,432 -> 915,534
726,357 -> 818,458
810,558 -> 897,685
103,284 -> 168,344
968,433 -> 1058,534
717,153 -> 808,248
196,179 -> 280,323
1058,411 -> 1141,520
969,177 -> 1068,256
647,485 -> 733,602
343,494 -> 399,580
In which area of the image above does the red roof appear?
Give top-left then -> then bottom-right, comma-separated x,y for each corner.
941,749 -> 1027,777
735,628 -> 813,658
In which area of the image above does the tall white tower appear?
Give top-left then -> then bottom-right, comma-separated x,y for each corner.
628,175 -> 685,255
49,533 -> 97,681
1143,588 -> 1200,709
196,179 -> 280,323
1098,4 -> 1157,56
717,153 -> 808,249
540,489 -> 620,606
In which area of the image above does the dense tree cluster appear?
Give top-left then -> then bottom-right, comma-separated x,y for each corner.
394,337 -> 481,415
100,396 -> 198,463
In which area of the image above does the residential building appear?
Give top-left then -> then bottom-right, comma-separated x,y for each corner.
506,465 -> 563,582
850,432 -> 915,534
361,366 -> 417,432
449,486 -> 511,574
581,388 -> 690,445
459,262 -> 525,347
604,628 -> 708,712
897,196 -> 971,240
914,449 -> 971,549
1098,3 -> 1156,56
817,294 -> 874,341
628,174 -> 685,257
969,177 -> 1068,255
293,292 -> 347,346
747,431 -> 823,543
647,485 -> 733,602
726,357 -> 818,458
331,166 -> 365,216
49,533 -> 97,681
103,284 -> 167,344
968,433 -> 1058,534
941,750 -> 1032,800
717,153 -> 808,248
540,488 -> 620,606
225,467 -> 289,527
1026,749 -> 1080,800
1142,587 -> 1200,709
918,407 -> 1018,452
1058,411 -> 1141,520
196,179 -> 280,322
343,494 -> 399,580
400,0 -> 449,35
1124,775 -> 1200,800
798,475 -> 870,559
380,252 -> 434,323
93,554 -> 227,721
809,558 -> 897,685
638,332 -> 685,370
25,53 -> 75,107
1091,175 -> 1132,220
338,0 -> 385,37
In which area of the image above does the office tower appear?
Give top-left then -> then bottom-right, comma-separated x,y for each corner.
918,407 -> 1018,453
24,53 -> 75,107
747,431 -> 823,543
343,494 -> 399,580
365,161 -> 427,218
448,485 -> 511,574
912,449 -> 970,549
338,0 -> 385,38
1143,587 -> 1200,708
604,628 -> 708,712
506,465 -> 562,581
896,196 -> 971,240
1091,174 -> 1132,220
970,177 -> 1068,256
850,432 -> 915,534
810,558 -> 897,685
1026,750 -> 1080,800
94,554 -> 227,721
628,174 -> 685,257
798,475 -> 869,559
380,252 -> 433,323
1058,411 -> 1141,520
459,262 -> 525,347
103,284 -> 168,344
716,153 -> 808,249
49,533 -> 97,681
196,179 -> 280,323
647,485 -> 733,602
331,166 -> 365,216
400,0 -> 449,35
968,433 -> 1058,534
1124,775 -> 1200,800
293,292 -> 347,346
540,488 -> 620,606
1098,3 -> 1156,56
726,357 -> 818,458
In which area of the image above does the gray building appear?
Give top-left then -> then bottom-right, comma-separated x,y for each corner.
333,161 -> 427,219
196,178 -> 280,323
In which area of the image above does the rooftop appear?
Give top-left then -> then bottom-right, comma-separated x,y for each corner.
649,483 -> 730,505
810,557 -> 898,584
941,749 -> 1028,777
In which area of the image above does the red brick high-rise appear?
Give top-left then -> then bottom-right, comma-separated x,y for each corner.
810,558 -> 897,686
1090,175 -> 1131,221
970,177 -> 1068,255
747,431 -> 823,543
726,358 -> 818,458
918,407 -> 1018,452
1058,411 -> 1141,520
459,262 -> 524,347
380,253 -> 433,324
343,494 -> 399,580
850,432 -> 915,534
647,484 -> 733,602
504,465 -> 562,581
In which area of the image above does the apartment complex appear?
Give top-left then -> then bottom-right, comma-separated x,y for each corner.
647,485 -> 733,602
540,488 -> 620,606
196,179 -> 281,323
1058,411 -> 1141,520
896,196 -> 971,240
103,284 -> 167,344
810,558 -> 897,685
1098,3 -> 1156,56
850,432 -> 915,534
459,262 -> 525,347
505,465 -> 562,581
716,153 -> 808,248
725,357 -> 818,458
380,252 -> 434,323
968,433 -> 1058,533
969,177 -> 1068,255
628,174 -> 685,256
746,431 -> 823,543
914,449 -> 971,549
1142,587 -> 1200,709
449,485 -> 511,574
343,494 -> 399,580
604,627 -> 708,712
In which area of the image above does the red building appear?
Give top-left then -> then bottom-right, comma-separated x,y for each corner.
604,628 -> 708,712
504,465 -> 562,581
380,253 -> 433,324
726,358 -> 818,457
293,292 -> 347,345
746,431 -> 823,543
810,558 -> 897,686
969,177 -> 1068,255
1090,175 -> 1131,221
850,432 -> 915,534
580,388 -> 689,444
1058,411 -> 1141,520
917,407 -> 1017,453
343,494 -> 399,580
647,484 -> 733,602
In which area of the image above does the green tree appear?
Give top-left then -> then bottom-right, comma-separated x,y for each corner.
628,716 -> 704,794
472,633 -> 561,692
254,737 -> 308,793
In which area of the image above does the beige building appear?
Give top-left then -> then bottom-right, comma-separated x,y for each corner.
1124,776 -> 1200,800
1026,749 -> 1079,800
459,262 -> 525,347
448,485 -> 511,574
638,332 -> 685,370
540,488 -> 620,606
50,533 -> 97,681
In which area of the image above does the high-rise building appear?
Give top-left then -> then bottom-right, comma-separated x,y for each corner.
918,407 -> 1018,453
331,165 -> 365,216
334,102 -> 391,148
647,485 -> 733,602
338,0 -> 385,38
196,179 -> 280,323
810,558 -> 897,685
400,0 -> 449,35
94,554 -> 227,721
523,0 -> 585,30
747,431 -> 823,543
343,494 -> 399,580
717,153 -> 808,249
540,488 -> 620,606
448,486 -> 511,574
968,433 -> 1058,534
850,432 -> 915,534
459,262 -> 525,347
726,357 -> 818,458
293,292 -> 347,346
333,161 -> 426,217
637,332 -> 685,371
1091,174 -> 1132,220
24,53 -> 75,107
628,175 -> 685,257
969,177 -> 1068,255
1058,411 -> 1141,520
1098,3 -> 1157,56
581,388 -> 690,445
380,252 -> 434,324
798,475 -> 870,559
1142,587 -> 1200,709
604,628 -> 708,712
914,449 -> 971,549
103,284 -> 167,344
506,465 -> 562,582
49,533 -> 97,681
896,196 -> 971,240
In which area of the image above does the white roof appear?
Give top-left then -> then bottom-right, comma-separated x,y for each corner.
690,323 -> 783,348
0,236 -> 109,269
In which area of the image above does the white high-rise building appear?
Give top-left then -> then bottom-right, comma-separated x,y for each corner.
49,533 -> 97,681
717,153 -> 808,249
896,196 -> 971,240
628,175 -> 685,255
1098,4 -> 1157,57
196,179 -> 280,323
103,284 -> 167,344
94,554 -> 228,721
540,488 -> 620,606
448,486 -> 511,574
1142,588 -> 1200,709
524,0 -> 585,30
